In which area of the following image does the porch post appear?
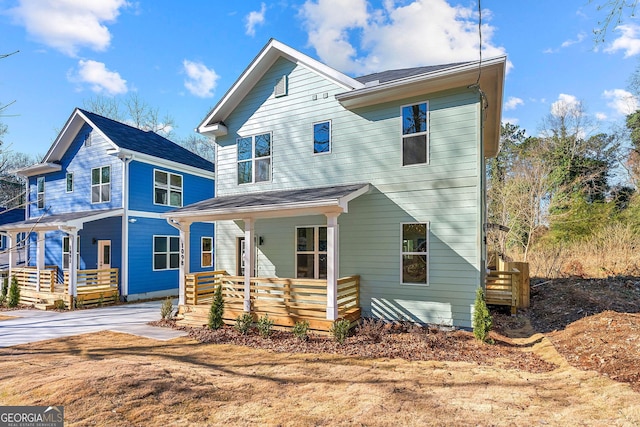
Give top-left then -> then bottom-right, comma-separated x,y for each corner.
326,213 -> 340,320
36,231 -> 45,292
68,230 -> 78,299
243,218 -> 254,312
178,221 -> 192,306
7,232 -> 15,279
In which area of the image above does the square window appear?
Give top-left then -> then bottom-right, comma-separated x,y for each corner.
237,133 -> 272,184
154,170 -> 183,207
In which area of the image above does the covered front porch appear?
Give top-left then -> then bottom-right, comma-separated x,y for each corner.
0,209 -> 122,309
166,184 -> 370,332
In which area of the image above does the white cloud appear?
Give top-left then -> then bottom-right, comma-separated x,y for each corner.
8,0 -> 128,57
604,24 -> 640,57
245,3 -> 267,36
561,32 -> 586,48
183,60 -> 219,98
595,112 -> 608,121
504,96 -> 524,111
603,88 -> 639,115
299,0 -> 507,74
69,60 -> 128,95
502,117 -> 520,125
551,94 -> 581,117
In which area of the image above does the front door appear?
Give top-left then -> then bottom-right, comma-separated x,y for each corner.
98,240 -> 111,269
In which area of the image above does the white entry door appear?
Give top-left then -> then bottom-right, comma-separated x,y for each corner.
98,240 -> 111,269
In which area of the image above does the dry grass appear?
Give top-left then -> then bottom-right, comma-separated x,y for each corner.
518,224 -> 640,278
0,331 -> 638,426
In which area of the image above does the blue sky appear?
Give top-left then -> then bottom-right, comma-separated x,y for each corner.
1,0 -> 639,158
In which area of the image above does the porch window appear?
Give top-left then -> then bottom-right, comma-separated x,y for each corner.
91,166 -> 111,203
295,226 -> 327,279
313,120 -> 331,154
36,177 -> 45,209
401,102 -> 428,166
154,170 -> 183,207
66,172 -> 74,193
153,236 -> 180,270
62,236 -> 80,270
237,132 -> 271,184
401,222 -> 429,285
201,237 -> 213,268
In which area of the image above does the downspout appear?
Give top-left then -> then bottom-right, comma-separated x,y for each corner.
120,154 -> 133,300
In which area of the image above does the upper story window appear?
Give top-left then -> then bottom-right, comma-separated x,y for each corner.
237,132 -> 271,184
401,222 -> 429,285
401,102 -> 429,166
313,120 -> 331,154
36,177 -> 45,209
66,172 -> 74,193
91,166 -> 111,203
154,170 -> 183,207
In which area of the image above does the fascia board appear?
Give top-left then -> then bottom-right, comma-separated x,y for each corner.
14,162 -> 62,177
108,148 -> 215,179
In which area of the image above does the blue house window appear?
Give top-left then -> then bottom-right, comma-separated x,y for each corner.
36,177 -> 45,209
313,120 -> 331,154
91,166 -> 111,203
201,237 -> 213,268
237,132 -> 271,184
66,172 -> 74,193
154,170 -> 183,207
401,102 -> 429,166
153,236 -> 180,270
401,222 -> 429,285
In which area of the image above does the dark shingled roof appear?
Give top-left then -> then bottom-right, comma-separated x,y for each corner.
0,209 -> 120,230
79,109 -> 214,173
171,183 -> 369,214
355,62 -> 471,85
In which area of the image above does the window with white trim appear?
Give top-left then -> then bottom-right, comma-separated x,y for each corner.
401,222 -> 429,284
36,177 -> 45,209
201,237 -> 213,268
295,226 -> 327,279
91,166 -> 111,203
66,172 -> 74,193
62,235 -> 80,270
401,102 -> 428,166
153,236 -> 180,270
313,120 -> 331,154
154,170 -> 183,207
237,132 -> 271,184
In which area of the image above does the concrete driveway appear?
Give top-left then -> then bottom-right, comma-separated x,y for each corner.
0,300 -> 187,348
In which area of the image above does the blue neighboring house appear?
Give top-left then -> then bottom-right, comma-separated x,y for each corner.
0,108 -> 215,300
0,207 -> 26,268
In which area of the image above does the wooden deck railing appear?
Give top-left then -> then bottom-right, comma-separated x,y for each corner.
485,260 -> 530,314
184,271 -> 361,321
7,267 -> 57,292
64,268 -> 119,306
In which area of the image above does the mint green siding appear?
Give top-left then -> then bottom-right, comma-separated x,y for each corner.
214,57 -> 483,327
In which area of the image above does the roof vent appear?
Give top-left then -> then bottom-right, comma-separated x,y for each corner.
274,75 -> 288,97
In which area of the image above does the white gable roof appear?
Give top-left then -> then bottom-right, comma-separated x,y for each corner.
197,39 -> 365,135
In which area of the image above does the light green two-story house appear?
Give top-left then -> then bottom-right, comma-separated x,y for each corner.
167,39 -> 505,329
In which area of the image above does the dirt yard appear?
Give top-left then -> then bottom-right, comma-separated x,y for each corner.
0,276 -> 638,426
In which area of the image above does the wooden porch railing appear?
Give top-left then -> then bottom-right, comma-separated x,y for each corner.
7,267 -> 58,292
485,260 -> 530,314
184,271 -> 361,323
64,268 -> 120,306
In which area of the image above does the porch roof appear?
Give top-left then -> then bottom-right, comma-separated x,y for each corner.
0,209 -> 123,233
166,183 -> 370,223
